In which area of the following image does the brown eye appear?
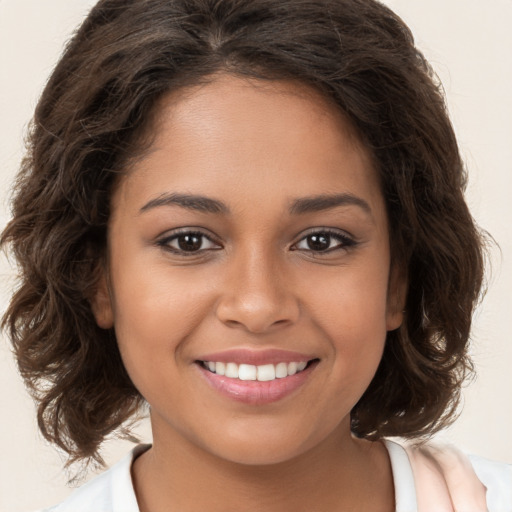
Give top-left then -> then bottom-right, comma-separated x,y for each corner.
306,233 -> 331,251
158,230 -> 221,254
177,234 -> 203,252
293,229 -> 356,253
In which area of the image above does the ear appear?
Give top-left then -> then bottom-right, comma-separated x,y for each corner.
386,264 -> 407,331
90,271 -> 114,329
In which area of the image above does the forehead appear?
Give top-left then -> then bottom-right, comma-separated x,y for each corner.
114,74 -> 384,222
149,75 -> 368,168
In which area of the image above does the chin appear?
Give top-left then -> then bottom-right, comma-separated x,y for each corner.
211,443 -> 307,467
198,424 -> 334,468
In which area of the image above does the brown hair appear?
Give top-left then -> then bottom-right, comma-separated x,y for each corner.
2,0 -> 485,466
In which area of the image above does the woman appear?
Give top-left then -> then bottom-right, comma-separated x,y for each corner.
2,0 -> 510,510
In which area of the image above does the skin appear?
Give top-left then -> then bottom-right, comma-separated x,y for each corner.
93,74 -> 405,512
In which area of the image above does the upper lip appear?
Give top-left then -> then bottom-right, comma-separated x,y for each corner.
196,348 -> 315,366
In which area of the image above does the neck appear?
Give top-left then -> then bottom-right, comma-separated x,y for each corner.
132,420 -> 394,512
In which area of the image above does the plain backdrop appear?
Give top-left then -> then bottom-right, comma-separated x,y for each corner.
1,1 -> 511,511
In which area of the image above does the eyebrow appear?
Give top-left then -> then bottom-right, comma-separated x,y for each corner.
140,193 -> 229,215
289,193 -> 372,216
139,192 -> 372,217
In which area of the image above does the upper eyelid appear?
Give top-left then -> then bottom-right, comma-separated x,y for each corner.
293,227 -> 355,242
158,227 -> 221,242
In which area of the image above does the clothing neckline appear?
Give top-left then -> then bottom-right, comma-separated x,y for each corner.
111,440 -> 416,512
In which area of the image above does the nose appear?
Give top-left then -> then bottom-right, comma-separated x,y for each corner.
215,248 -> 300,334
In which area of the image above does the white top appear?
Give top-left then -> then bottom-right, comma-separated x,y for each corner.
38,441 -> 511,512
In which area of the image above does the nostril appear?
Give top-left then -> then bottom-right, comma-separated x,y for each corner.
218,312 -> 295,334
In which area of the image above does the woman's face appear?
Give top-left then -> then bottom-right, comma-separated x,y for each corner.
94,75 -> 404,465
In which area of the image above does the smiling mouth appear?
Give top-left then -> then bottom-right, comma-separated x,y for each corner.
199,360 -> 316,382
196,357 -> 319,404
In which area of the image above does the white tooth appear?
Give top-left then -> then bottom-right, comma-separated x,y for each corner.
287,362 -> 298,375
275,362 -> 288,378
297,361 -> 307,372
215,362 -> 226,376
257,364 -> 276,381
207,361 -> 216,372
238,364 -> 257,381
225,362 -> 239,379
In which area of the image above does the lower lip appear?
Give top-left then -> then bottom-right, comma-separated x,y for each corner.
197,362 -> 316,405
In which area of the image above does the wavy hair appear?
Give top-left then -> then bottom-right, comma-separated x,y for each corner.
2,0 -> 485,466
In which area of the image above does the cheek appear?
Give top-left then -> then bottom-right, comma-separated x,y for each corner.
305,260 -> 391,335
108,254 -> 217,386
302,260 -> 390,389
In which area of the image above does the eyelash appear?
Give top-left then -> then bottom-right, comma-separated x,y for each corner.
156,228 -> 357,256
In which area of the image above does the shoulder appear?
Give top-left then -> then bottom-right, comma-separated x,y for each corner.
38,468 -> 117,512
388,439 -> 511,511
35,444 -> 148,512
468,453 -> 512,511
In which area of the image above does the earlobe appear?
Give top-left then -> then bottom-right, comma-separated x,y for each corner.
90,272 -> 114,329
386,266 -> 407,331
